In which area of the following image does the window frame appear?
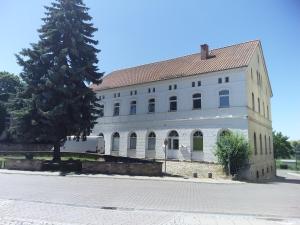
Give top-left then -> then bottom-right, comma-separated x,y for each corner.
169,96 -> 177,112
219,90 -> 230,108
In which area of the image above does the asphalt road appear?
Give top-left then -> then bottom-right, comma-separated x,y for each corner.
0,170 -> 299,225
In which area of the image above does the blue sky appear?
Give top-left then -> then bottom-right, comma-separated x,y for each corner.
0,0 -> 299,140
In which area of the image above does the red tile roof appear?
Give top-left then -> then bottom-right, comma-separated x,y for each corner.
92,40 -> 259,91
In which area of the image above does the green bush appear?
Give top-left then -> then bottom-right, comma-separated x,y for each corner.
215,132 -> 251,175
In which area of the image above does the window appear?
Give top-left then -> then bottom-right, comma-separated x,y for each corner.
147,132 -> 156,150
192,82 -> 195,87
130,91 -> 133,96
219,130 -> 231,140
257,71 -> 260,86
169,85 -> 172,90
251,68 -> 253,80
148,88 -> 151,93
259,134 -> 263,154
174,84 -> 177,89
114,93 -> 116,98
192,93 -> 201,109
252,93 -> 255,111
193,131 -> 203,151
99,133 -> 104,137
269,136 -> 271,154
225,77 -> 229,83
113,103 -> 120,116
99,104 -> 104,117
129,132 -> 137,150
117,93 -> 120,97
254,132 -> 257,155
264,135 -> 267,154
169,96 -> 177,111
219,90 -> 229,108
102,95 -> 105,99
152,88 -> 155,92
134,90 -> 137,95
198,81 -> 201,86
148,98 -> 155,113
130,101 -> 136,115
258,98 -> 261,113
168,130 -> 179,150
112,132 -> 120,151
267,106 -> 269,119
218,78 -> 222,84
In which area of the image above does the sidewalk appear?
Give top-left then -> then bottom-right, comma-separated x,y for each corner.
0,169 -> 243,184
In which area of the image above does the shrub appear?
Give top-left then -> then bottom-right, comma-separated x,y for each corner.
215,132 -> 251,175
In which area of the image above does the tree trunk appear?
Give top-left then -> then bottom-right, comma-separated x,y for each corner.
53,142 -> 61,161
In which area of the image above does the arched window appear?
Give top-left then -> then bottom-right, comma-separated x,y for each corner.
98,133 -> 104,137
252,93 -> 255,111
112,132 -> 120,151
259,133 -> 262,154
148,98 -> 155,113
169,96 -> 177,112
147,132 -> 156,150
99,104 -> 104,117
168,130 -> 179,150
219,90 -> 229,108
193,131 -> 203,151
192,93 -> 201,109
264,134 -> 267,154
254,132 -> 257,155
113,103 -> 120,116
269,136 -> 271,154
129,132 -> 137,150
219,129 -> 230,139
130,100 -> 136,115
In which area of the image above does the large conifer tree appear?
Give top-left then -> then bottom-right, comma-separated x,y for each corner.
15,0 -> 103,160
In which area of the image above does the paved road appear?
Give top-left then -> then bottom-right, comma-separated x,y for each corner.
0,170 -> 299,225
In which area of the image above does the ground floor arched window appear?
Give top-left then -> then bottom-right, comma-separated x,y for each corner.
147,132 -> 156,150
192,131 -> 203,151
112,132 -> 120,151
129,132 -> 137,150
168,130 -> 179,150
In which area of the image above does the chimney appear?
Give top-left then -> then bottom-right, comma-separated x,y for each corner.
201,44 -> 209,60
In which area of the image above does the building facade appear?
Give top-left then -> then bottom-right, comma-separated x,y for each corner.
92,40 -> 275,180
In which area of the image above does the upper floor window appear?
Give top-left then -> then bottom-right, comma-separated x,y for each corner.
152,87 -> 155,92
258,98 -> 261,113
198,81 -> 201,86
192,82 -> 195,87
219,90 -> 229,108
174,84 -> 177,90
251,68 -> 253,80
252,93 -> 255,111
225,77 -> 229,83
99,104 -> 104,117
130,100 -> 136,115
267,105 -> 269,119
264,135 -> 267,154
218,78 -> 222,84
192,93 -> 201,109
117,93 -> 120,97
169,85 -> 172,90
113,103 -> 120,116
263,102 -> 265,117
169,96 -> 177,112
148,98 -> 155,113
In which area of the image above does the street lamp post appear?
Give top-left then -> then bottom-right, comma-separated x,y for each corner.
164,138 -> 168,174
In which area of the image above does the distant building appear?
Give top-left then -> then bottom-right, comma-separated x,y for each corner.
92,40 -> 274,180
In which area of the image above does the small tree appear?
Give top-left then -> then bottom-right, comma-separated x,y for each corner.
0,72 -> 24,138
273,131 -> 293,159
215,132 -> 251,175
14,0 -> 103,161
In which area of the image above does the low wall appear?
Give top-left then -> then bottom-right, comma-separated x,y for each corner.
3,159 -> 163,176
82,161 -> 162,176
5,159 -> 43,171
0,143 -> 52,152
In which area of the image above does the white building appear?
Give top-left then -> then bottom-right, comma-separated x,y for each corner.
91,40 -> 275,180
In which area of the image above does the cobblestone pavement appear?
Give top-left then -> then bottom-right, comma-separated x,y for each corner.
0,170 -> 299,225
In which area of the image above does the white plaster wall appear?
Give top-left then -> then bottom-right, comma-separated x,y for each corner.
92,68 -> 249,162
